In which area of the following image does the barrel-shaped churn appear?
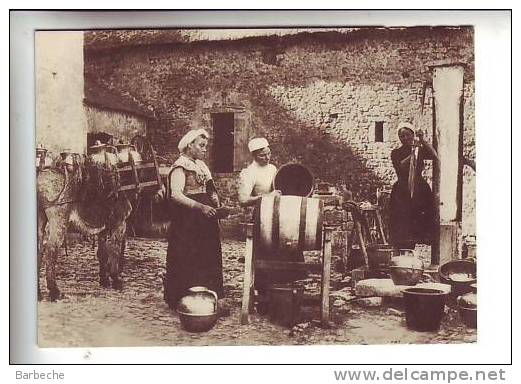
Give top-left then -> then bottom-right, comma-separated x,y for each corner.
255,195 -> 323,260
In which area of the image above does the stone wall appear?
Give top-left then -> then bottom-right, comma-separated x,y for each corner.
85,27 -> 475,238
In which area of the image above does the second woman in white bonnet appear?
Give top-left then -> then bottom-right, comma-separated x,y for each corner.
389,122 -> 439,249
164,128 -> 225,310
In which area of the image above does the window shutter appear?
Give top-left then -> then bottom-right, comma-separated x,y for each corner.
233,112 -> 251,171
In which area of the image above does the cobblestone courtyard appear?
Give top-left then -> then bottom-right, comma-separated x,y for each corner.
38,236 -> 476,348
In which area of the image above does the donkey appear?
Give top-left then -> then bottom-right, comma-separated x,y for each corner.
37,156 -> 133,301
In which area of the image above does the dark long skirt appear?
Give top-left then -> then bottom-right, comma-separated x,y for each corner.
389,178 -> 435,249
164,193 -> 223,309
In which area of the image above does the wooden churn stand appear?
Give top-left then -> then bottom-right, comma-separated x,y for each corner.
240,195 -> 333,327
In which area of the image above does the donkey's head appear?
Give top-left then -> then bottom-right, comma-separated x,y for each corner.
82,158 -> 120,203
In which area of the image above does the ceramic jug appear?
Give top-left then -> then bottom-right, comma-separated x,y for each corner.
177,286 -> 218,315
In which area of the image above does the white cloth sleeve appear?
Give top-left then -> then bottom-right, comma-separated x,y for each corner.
238,168 -> 255,203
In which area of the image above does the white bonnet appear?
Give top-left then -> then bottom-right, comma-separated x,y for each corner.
248,137 -> 269,153
178,129 -> 209,152
397,122 -> 415,134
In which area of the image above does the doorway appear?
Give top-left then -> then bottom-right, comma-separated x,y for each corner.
211,113 -> 235,173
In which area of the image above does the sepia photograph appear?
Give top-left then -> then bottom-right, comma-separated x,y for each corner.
34,23 -> 479,348
9,10 -> 512,369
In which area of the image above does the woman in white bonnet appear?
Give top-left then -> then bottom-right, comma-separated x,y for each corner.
164,128 -> 224,309
237,137 -> 280,207
389,122 -> 439,249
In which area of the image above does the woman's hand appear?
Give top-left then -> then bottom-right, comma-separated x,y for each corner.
199,204 -> 217,218
270,189 -> 282,196
414,129 -> 440,163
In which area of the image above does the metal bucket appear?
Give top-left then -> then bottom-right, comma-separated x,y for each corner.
267,283 -> 304,327
403,288 -> 448,331
366,244 -> 399,271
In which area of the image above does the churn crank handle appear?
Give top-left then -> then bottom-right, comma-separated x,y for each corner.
241,223 -> 254,325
